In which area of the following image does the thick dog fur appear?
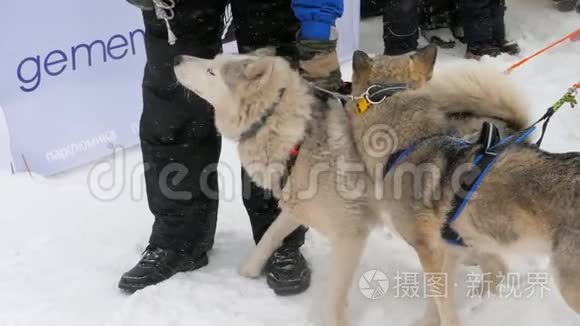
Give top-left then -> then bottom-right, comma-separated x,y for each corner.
174,48 -> 579,326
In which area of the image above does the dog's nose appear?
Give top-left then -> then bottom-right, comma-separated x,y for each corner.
174,55 -> 184,66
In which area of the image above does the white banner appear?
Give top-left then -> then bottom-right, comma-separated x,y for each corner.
0,0 -> 360,176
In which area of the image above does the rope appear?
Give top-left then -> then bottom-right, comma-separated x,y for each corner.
533,84 -> 579,146
551,84 -> 578,113
153,0 -> 177,45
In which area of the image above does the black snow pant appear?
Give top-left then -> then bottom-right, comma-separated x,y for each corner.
139,0 -> 305,256
459,0 -> 506,45
382,0 -> 507,53
383,0 -> 419,55
383,0 -> 457,55
419,0 -> 457,31
361,0 -> 385,18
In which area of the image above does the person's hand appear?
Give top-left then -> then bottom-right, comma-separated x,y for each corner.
298,28 -> 342,91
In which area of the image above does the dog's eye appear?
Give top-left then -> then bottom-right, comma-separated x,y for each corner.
207,68 -> 216,76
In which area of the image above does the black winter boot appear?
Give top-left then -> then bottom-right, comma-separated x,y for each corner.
383,0 -> 420,55
465,43 -> 502,59
242,170 -> 310,296
495,40 -> 520,55
119,246 -> 209,293
555,0 -> 577,12
265,244 -> 311,296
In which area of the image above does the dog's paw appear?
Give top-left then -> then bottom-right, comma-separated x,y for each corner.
238,260 -> 263,278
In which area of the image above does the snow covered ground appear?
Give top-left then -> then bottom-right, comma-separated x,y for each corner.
1,0 -> 579,325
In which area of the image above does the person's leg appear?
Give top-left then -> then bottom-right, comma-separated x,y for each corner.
383,0 -> 419,55
490,0 -> 506,44
419,0 -> 457,49
230,0 -> 305,247
450,0 -> 465,42
241,170 -> 306,247
361,0 -> 385,18
459,0 -> 501,58
460,0 -> 493,46
420,0 -> 455,30
490,0 -> 520,55
231,0 -> 311,295
119,0 -> 226,293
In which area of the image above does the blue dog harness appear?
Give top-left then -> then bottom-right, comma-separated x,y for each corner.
443,123 -> 537,246
379,84 -> 579,246
383,121 -> 543,247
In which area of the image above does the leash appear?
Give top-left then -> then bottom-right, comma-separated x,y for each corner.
153,0 -> 177,45
534,83 -> 578,146
310,83 -> 357,102
310,83 -> 409,115
505,28 -> 580,74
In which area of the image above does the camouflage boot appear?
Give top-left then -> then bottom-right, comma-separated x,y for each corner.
298,29 -> 342,91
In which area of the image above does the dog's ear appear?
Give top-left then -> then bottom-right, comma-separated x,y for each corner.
353,50 -> 373,72
244,58 -> 275,83
411,45 -> 437,80
250,47 -> 277,57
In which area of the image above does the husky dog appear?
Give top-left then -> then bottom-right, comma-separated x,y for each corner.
174,48 -> 577,326
175,58 -> 377,326
346,49 -> 580,325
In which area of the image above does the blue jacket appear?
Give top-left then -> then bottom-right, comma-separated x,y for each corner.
292,0 -> 344,40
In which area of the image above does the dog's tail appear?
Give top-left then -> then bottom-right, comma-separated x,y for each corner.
426,63 -> 530,131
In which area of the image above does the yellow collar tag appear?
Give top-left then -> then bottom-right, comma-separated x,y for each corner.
355,97 -> 371,116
